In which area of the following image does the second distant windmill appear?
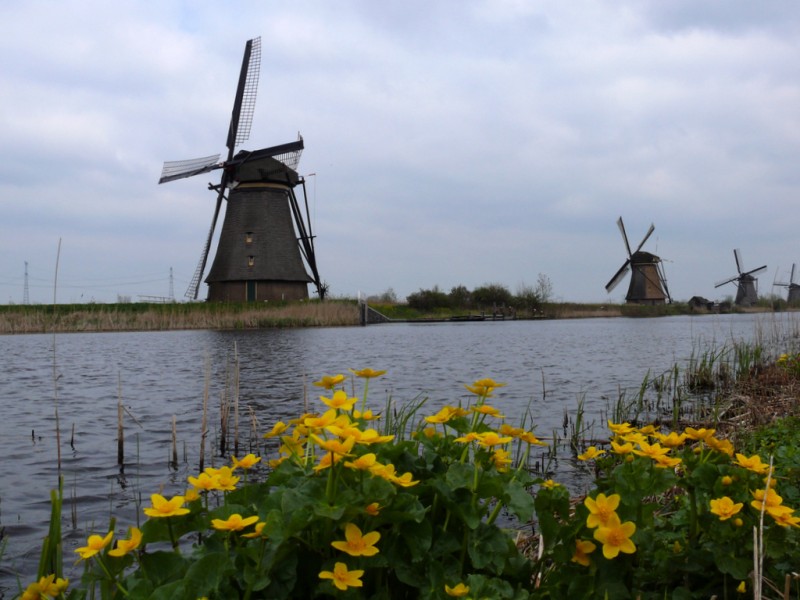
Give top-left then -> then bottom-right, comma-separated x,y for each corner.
714,249 -> 766,307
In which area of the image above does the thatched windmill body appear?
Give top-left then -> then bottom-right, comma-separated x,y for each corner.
714,249 -> 766,307
775,263 -> 800,304
159,37 -> 323,302
605,217 -> 671,304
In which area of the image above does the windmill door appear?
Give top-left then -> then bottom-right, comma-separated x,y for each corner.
246,281 -> 256,302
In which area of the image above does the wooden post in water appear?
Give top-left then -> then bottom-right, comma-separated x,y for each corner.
171,415 -> 178,467
117,399 -> 124,466
233,342 -> 240,457
199,356 -> 210,472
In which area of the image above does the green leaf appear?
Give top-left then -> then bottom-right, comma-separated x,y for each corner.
138,551 -> 187,586
504,480 -> 535,522
183,552 -> 234,597
446,462 -> 477,490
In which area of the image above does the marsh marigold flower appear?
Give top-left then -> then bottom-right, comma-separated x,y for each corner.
709,496 -> 743,521
75,530 -> 113,560
632,441 -> 671,460
205,466 -> 239,491
319,562 -> 364,591
771,509 -> 800,528
593,513 -> 637,559
350,368 -> 386,379
584,493 -> 620,528
444,582 -> 471,597
471,404 -> 505,418
577,446 -> 606,461
21,575 -> 69,600
263,421 -> 288,438
231,453 -> 261,470
242,522 -> 267,539
571,539 -> 597,566
519,430 -> 548,446
657,431 -> 687,448
108,526 -> 142,557
365,502 -> 382,516
188,472 -> 220,492
685,427 -> 716,442
211,513 -> 259,532
313,374 -> 346,390
331,523 -> 381,557
425,406 -> 460,424
735,453 -> 771,475
344,453 -> 378,471
143,493 -> 190,518
464,377 -> 506,397
607,420 -> 635,435
321,390 -> 358,411
476,431 -> 513,447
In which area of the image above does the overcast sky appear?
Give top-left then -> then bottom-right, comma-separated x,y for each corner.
2,1 -> 799,305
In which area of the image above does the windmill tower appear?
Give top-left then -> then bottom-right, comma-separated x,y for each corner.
714,249 -> 766,307
605,217 -> 671,304
159,37 -> 323,302
775,263 -> 800,304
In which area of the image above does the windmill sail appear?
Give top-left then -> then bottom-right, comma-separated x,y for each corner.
605,217 -> 670,304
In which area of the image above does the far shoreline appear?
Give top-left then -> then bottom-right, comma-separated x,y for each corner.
0,299 -> 786,336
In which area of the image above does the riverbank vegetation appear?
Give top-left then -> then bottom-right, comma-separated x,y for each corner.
0,300 -> 361,334
22,336 -> 800,599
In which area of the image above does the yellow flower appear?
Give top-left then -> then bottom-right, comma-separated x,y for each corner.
577,446 -> 606,461
685,427 -> 716,442
518,431 -> 548,446
541,479 -> 561,489
607,420 -> 635,435
365,502 -> 382,516
319,562 -> 364,591
771,509 -> 800,528
657,431 -> 687,448
263,421 -> 288,438
464,377 -> 506,397
304,409 -> 339,430
356,428 -> 395,445
312,434 -> 356,456
353,408 -> 379,420
490,448 -> 513,471
751,487 -> 784,512
444,582 -> 471,597
331,523 -> 381,557
313,374 -> 346,390
633,441 -> 670,460
571,539 -> 597,566
737,581 -> 746,594
108,526 -> 142,557
425,406 -> 460,424
637,424 -> 659,435
709,496 -> 743,521
211,513 -> 260,532
593,513 -> 637,559
206,466 -> 239,491
188,472 -> 220,492
389,471 -> 420,488
350,368 -> 387,379
344,453 -> 378,471
611,440 -> 634,455
475,431 -> 513,447
242,521 -> 267,538
454,432 -> 481,444
21,574 -> 69,600
735,453 -> 770,475
706,436 -> 734,456
721,475 -> 734,486
231,453 -> 261,470
471,404 -> 505,418
75,530 -> 113,560
143,493 -> 190,518
652,454 -> 682,469
321,390 -> 358,411
584,493 -> 620,528
499,424 -> 524,437
184,488 -> 201,502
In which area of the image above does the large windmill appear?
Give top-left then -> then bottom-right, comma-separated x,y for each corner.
714,249 -> 766,307
159,37 -> 323,302
775,263 -> 800,304
605,217 -> 671,304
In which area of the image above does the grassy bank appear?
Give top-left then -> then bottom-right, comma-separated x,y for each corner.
0,300 -> 361,334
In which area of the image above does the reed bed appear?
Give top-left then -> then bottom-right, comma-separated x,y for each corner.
0,300 -> 361,334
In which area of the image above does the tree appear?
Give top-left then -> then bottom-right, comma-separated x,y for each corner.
471,283 -> 513,309
535,273 -> 553,304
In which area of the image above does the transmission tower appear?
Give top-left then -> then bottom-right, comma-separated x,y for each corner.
169,267 -> 175,301
23,261 -> 30,305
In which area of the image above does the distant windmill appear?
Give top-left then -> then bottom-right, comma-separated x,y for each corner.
158,37 -> 323,302
774,263 -> 800,304
714,249 -> 766,307
605,217 -> 671,304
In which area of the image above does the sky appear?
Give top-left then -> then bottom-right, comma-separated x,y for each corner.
1,1 -> 799,305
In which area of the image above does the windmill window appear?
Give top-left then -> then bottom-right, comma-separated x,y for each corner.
245,232 -> 253,245
247,256 -> 255,268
